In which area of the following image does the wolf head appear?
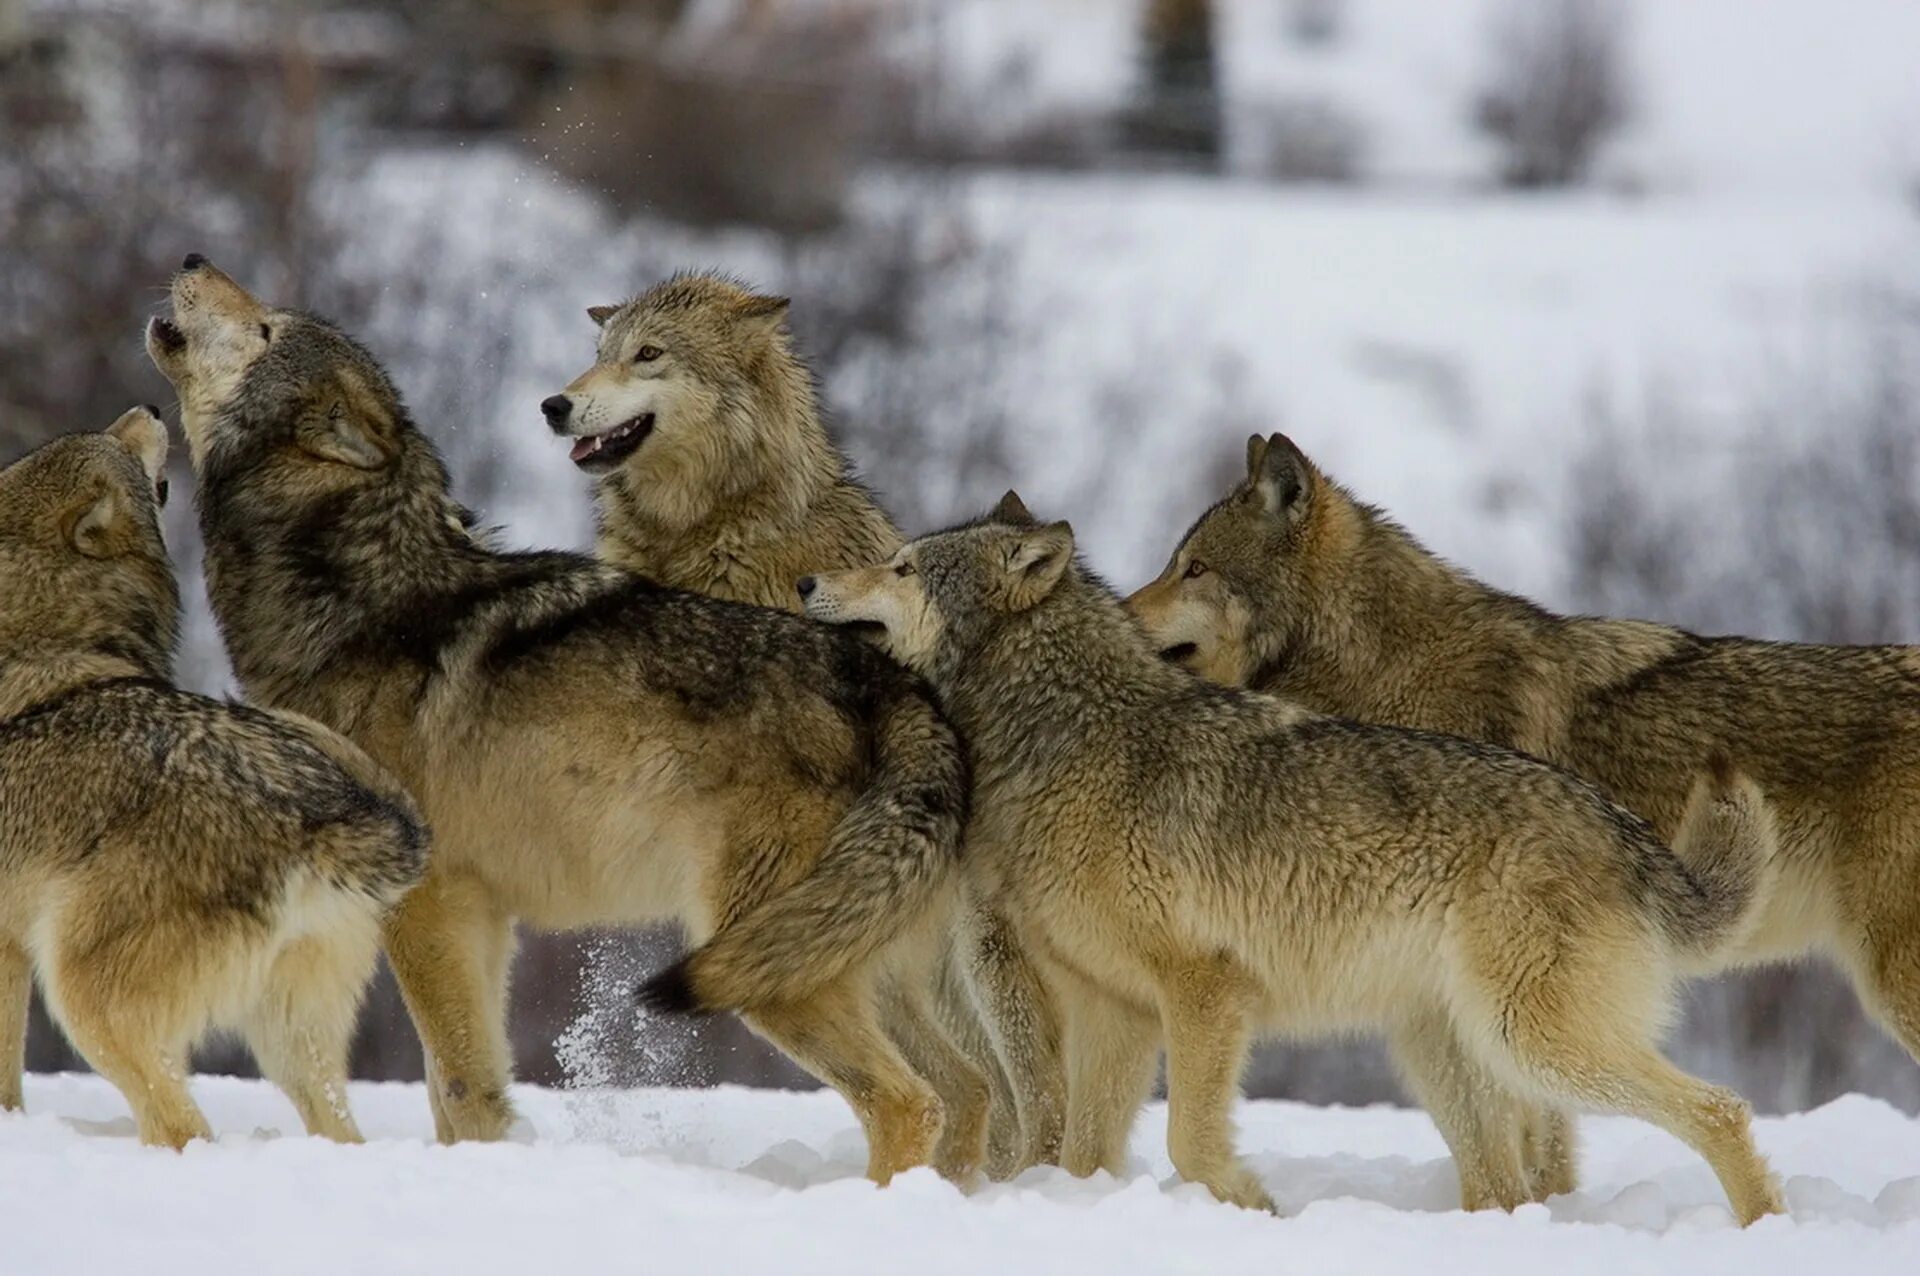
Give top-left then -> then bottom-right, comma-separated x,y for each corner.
800,490 -> 1075,677
545,273 -> 816,524
1128,433 -> 1330,686
146,256 -> 460,534
0,406 -> 178,673
148,256 -> 417,481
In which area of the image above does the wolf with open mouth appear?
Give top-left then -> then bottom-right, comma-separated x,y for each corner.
543,273 -> 900,612
147,256 -> 977,1185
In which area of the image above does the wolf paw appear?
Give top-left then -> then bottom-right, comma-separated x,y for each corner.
1209,1165 -> 1278,1215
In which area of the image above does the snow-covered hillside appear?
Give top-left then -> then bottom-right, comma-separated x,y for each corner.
4,1076 -> 1919,1274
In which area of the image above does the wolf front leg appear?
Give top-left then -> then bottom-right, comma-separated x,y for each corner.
1154,954 -> 1272,1213
956,905 -> 1066,1170
382,873 -> 520,1142
1057,964 -> 1161,1177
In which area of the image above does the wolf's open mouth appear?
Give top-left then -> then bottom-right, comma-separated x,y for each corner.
570,413 -> 654,471
1159,642 -> 1198,663
149,317 -> 186,353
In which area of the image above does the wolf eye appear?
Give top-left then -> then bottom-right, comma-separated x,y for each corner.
258,323 -> 271,342
634,345 -> 663,363
1184,560 -> 1210,580
894,561 -> 917,578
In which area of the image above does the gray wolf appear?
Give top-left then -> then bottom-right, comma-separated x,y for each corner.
148,258 -> 971,1184
0,407 -> 426,1148
1131,433 -> 1920,1081
551,275 -> 1044,1178
799,496 -> 1784,1224
545,273 -> 897,610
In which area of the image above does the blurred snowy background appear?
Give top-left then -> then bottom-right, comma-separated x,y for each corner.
4,0 -> 1919,1112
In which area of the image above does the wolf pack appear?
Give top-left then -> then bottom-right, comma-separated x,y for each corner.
4,255 -> 1919,1228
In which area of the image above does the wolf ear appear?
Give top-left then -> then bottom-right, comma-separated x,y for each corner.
991,489 -> 1037,527
105,405 -> 168,487
1004,521 -> 1074,610
735,293 -> 791,339
63,484 -> 128,559
587,304 -> 619,329
300,402 -> 392,470
1249,432 -> 1316,524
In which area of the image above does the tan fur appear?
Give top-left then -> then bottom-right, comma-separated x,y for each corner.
154,262 -> 971,1184
0,409 -> 426,1148
556,274 -> 898,611
1134,433 -> 1920,1064
804,508 -> 1784,1225
555,276 -> 1041,1178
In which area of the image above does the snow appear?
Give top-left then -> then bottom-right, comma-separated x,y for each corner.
953,173 -> 1917,600
867,2 -> 1920,606
4,1075 -> 1919,1274
936,0 -> 1920,197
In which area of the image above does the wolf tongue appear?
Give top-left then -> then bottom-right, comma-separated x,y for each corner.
569,436 -> 601,463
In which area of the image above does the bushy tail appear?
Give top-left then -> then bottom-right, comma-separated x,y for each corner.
1661,752 -> 1779,959
316,788 -> 431,906
276,708 -> 432,906
637,683 -> 967,1015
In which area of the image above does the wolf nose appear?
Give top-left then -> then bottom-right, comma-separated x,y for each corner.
796,576 -> 817,600
181,253 -> 207,271
541,395 -> 573,430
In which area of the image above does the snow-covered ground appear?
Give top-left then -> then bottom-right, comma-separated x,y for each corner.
4,1075 -> 1919,1274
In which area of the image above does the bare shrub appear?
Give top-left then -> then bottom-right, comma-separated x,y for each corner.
1241,94 -> 1368,183
1473,0 -> 1630,189
522,5 -> 910,232
1572,302 -> 1920,642
781,190 -> 1022,531
1127,0 -> 1224,165
1286,0 -> 1344,48
0,14 -> 322,456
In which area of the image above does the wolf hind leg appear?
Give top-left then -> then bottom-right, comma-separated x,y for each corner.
1843,887 -> 1920,1077
0,940 -> 29,1112
382,874 -> 519,1142
45,935 -> 212,1149
1512,1039 -> 1778,1225
957,906 -> 1066,1170
1387,1002 -> 1531,1211
747,975 -> 941,1184
927,947 -> 1023,1179
1522,1105 -> 1579,1200
66,1024 -> 210,1149
244,927 -> 380,1143
1464,947 -> 1781,1226
878,971 -> 991,1184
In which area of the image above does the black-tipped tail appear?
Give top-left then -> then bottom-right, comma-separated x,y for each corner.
644,682 -> 967,1014
635,958 -> 708,1016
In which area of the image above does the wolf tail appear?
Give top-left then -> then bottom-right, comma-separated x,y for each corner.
636,679 -> 967,1015
313,786 -> 432,906
1659,752 -> 1779,960
276,711 -> 432,906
